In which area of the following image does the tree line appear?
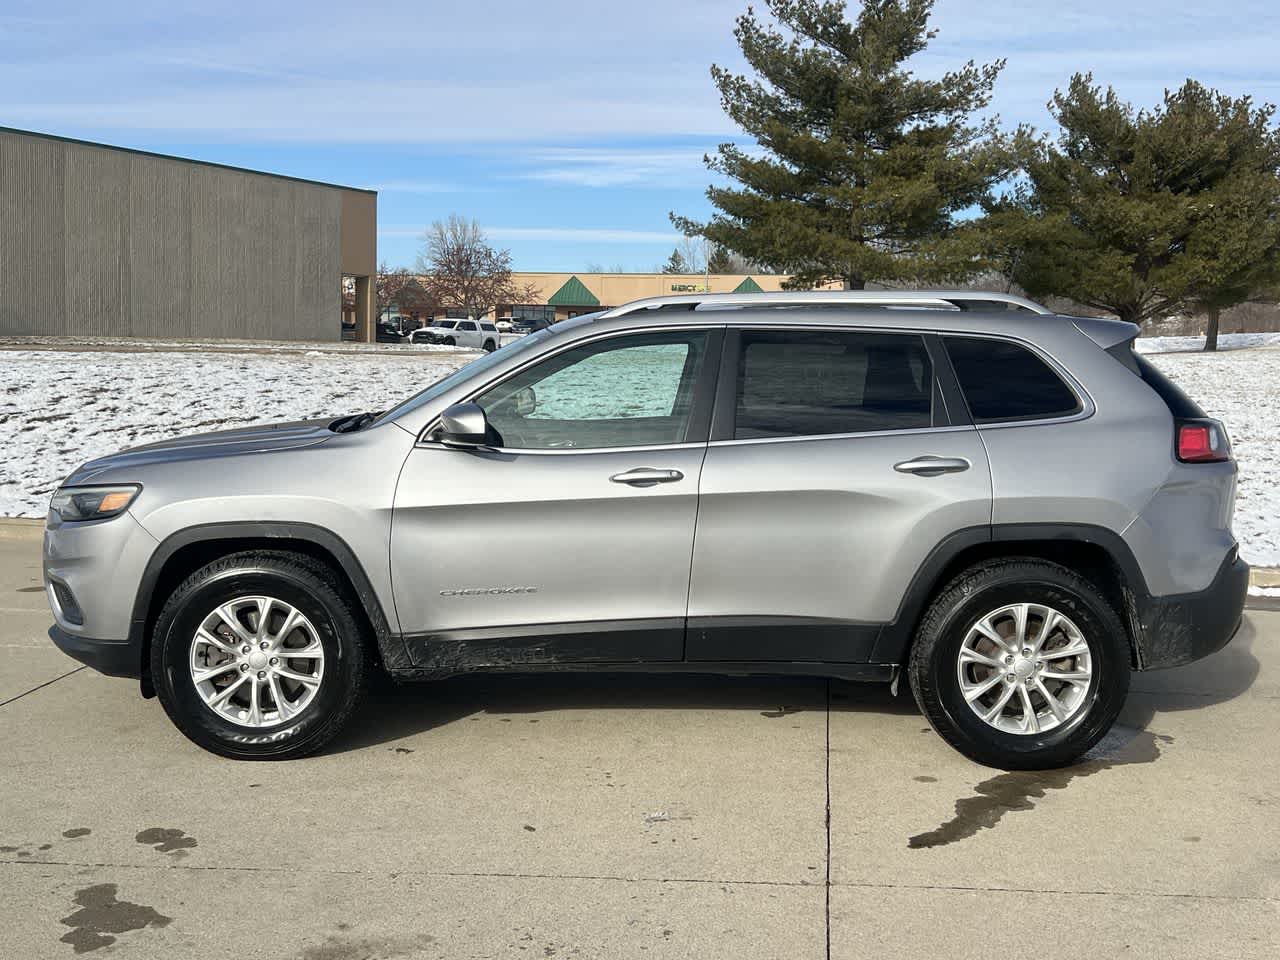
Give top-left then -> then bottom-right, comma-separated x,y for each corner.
671,0 -> 1280,350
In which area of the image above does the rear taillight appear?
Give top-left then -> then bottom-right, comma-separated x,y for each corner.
1176,419 -> 1231,463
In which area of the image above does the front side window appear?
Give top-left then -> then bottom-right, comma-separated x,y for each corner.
944,336 -> 1080,422
733,330 -> 933,439
477,331 -> 710,449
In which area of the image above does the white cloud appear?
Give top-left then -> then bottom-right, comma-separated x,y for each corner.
379,224 -> 679,244
488,227 -> 682,244
518,148 -> 712,188
374,179 -> 461,195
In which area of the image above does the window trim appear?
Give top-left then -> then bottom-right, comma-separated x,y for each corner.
709,325 -> 950,444
416,325 -> 725,452
940,332 -> 1093,428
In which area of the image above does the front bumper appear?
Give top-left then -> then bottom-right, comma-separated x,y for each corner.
1131,551 -> 1250,670
49,626 -> 142,678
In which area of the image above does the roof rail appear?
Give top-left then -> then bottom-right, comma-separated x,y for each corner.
599,290 -> 1052,317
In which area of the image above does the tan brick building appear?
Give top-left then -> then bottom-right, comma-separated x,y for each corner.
497,271 -> 839,324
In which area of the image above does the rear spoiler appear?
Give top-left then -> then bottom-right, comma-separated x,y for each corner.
1070,316 -> 1140,350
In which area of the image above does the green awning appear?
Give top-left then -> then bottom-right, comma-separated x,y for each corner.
547,275 -> 600,307
732,276 -> 763,294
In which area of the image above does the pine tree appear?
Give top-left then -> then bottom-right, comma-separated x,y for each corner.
672,0 -> 1019,289
991,76 -> 1280,348
661,248 -> 689,274
706,245 -> 735,274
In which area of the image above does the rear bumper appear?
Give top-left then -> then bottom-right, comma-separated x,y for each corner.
1131,551 -> 1250,670
49,626 -> 141,678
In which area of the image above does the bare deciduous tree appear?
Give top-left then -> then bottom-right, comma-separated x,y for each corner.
416,215 -> 537,319
376,263 -> 433,317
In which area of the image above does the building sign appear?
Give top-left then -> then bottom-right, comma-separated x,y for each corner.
670,283 -> 707,292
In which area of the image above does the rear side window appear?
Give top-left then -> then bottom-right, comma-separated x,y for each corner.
733,330 -> 932,439
945,337 -> 1080,423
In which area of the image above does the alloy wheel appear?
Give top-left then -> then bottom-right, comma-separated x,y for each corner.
956,602 -> 1094,735
188,596 -> 325,728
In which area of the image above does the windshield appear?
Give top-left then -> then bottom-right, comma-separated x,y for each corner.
376,327 -> 557,424
434,320 -> 457,329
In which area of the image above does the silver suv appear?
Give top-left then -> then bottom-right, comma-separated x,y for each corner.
43,291 -> 1249,767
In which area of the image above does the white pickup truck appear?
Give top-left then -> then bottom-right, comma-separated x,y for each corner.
410,319 -> 500,352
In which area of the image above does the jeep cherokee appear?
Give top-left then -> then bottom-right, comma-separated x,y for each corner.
43,291 -> 1249,767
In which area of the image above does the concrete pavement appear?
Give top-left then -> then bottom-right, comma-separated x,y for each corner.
0,530 -> 1276,958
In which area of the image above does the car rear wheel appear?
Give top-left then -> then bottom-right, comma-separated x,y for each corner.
150,551 -> 367,760
483,340 -> 497,352
908,558 -> 1130,769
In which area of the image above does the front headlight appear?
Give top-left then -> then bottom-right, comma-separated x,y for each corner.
49,485 -> 141,522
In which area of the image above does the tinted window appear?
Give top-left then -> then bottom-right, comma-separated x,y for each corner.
945,337 -> 1080,422
734,331 -> 932,439
434,320 -> 457,329
457,321 -> 477,331
477,331 -> 709,449
481,323 -> 498,332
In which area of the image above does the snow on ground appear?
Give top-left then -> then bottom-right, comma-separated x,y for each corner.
1,332 -> 1278,567
1135,331 -> 1280,354
0,348 -> 472,515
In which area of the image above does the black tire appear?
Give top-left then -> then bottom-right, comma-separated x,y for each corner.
483,340 -> 496,352
150,551 -> 368,760
443,336 -> 455,346
908,558 -> 1130,770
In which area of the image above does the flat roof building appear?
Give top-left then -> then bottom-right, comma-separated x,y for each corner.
0,127 -> 377,342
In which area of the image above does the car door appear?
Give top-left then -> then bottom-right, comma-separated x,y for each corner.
686,325 -> 992,663
391,326 -> 722,669
454,320 -> 479,347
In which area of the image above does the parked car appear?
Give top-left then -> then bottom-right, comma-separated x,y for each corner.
495,318 -> 515,333
44,290 -> 1247,765
411,319 -> 500,352
375,316 -> 414,343
511,316 -> 554,335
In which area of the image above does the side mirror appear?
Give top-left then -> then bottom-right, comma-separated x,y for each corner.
438,402 -> 489,448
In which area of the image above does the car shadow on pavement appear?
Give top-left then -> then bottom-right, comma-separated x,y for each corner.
327,669 -> 917,756
326,613 -> 1262,758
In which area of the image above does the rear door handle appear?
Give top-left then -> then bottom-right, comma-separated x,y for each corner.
610,467 -> 685,487
893,456 -> 971,477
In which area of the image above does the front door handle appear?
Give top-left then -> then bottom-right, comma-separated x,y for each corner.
893,456 -> 971,477
610,467 -> 685,487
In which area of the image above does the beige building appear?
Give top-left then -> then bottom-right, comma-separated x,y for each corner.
497,271 -> 838,324
1,126 -> 377,342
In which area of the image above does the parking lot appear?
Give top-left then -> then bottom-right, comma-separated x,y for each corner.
1,522 -> 1276,959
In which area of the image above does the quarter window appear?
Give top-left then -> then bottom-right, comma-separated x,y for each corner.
733,330 -> 933,439
944,337 -> 1080,422
477,331 -> 710,449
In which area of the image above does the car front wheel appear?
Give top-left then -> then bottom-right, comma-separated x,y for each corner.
150,551 -> 367,760
908,558 -> 1130,769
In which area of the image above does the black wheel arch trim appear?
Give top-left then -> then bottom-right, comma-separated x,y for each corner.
129,521 -> 404,689
871,522 -> 1153,666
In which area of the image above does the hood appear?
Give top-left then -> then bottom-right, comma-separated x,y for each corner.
67,418 -> 336,484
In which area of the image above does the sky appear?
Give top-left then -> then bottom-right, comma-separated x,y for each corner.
3,0 -> 1278,272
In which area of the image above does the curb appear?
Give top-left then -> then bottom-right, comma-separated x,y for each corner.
0,518 -> 44,542
1252,568 -> 1280,589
